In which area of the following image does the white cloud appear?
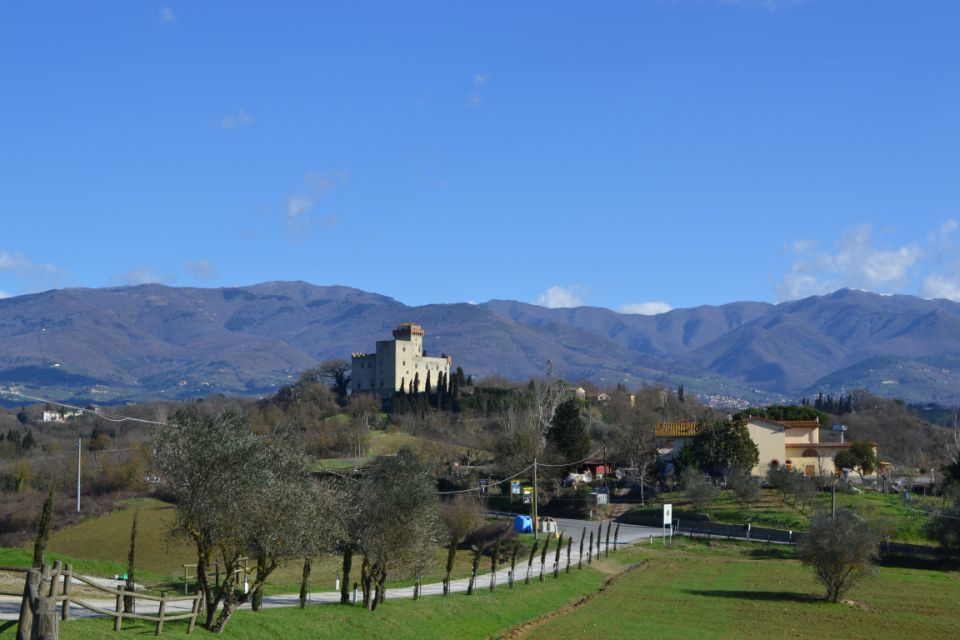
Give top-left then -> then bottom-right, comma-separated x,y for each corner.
0,250 -> 67,290
159,6 -> 175,23
283,171 -> 348,236
939,219 -> 959,242
620,301 -> 673,315
0,290 -> 9,300
920,273 -> 960,301
920,218 -> 960,301
468,72 -> 491,108
285,195 -> 314,235
184,259 -> 216,280
113,268 -> 175,286
536,285 -> 585,309
776,225 -> 921,301
214,110 -> 254,130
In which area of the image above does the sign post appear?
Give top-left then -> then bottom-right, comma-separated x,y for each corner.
662,503 -> 673,545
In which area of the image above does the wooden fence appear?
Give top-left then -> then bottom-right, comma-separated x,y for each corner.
1,561 -> 202,638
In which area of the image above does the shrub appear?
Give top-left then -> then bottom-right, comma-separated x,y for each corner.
797,510 -> 879,602
681,468 -> 718,512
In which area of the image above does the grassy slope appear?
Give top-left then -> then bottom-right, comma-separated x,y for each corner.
633,489 -> 936,543
1,497 -> 482,595
6,561 -> 611,640
316,430 -> 473,470
523,541 -> 960,640
11,540 -> 957,640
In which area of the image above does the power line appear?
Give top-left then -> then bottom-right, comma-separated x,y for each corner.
437,463 -> 534,495
537,447 -> 606,468
0,388 -> 169,426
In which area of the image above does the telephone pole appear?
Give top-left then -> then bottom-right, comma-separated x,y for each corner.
76,437 -> 82,513
532,458 -> 539,540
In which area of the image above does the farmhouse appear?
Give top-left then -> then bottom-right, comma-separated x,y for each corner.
351,323 -> 452,399
656,417 -> 879,478
743,416 -> 878,478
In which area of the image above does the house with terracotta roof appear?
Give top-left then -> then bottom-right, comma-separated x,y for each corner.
743,416 -> 878,478
654,421 -> 703,461
656,417 -> 879,478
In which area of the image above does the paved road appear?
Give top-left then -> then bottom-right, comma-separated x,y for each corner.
0,518 -> 664,622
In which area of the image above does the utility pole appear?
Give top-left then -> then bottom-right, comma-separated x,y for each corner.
532,458 -> 539,540
76,436 -> 82,513
603,444 -> 608,496
831,476 -> 836,520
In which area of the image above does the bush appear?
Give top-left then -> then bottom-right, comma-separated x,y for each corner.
681,468 -> 718,512
727,467 -> 760,504
797,510 -> 879,602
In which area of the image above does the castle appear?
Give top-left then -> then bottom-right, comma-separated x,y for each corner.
351,323 -> 452,399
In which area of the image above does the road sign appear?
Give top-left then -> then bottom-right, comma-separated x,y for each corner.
663,503 -> 672,525
511,480 -> 521,495
479,478 -> 489,493
831,424 -> 847,432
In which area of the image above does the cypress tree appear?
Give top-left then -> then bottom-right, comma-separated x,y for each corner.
125,508 -> 140,613
32,488 -> 54,568
539,536 -> 550,581
553,532 -> 563,578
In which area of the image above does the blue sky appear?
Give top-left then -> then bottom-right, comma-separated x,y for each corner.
1,1 -> 958,312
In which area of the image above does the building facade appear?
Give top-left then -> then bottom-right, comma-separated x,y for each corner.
351,323 -> 452,399
656,417 -> 879,478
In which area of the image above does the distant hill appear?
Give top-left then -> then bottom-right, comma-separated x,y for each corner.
0,283 -> 959,405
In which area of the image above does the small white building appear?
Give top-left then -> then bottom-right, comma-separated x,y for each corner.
351,323 -> 452,399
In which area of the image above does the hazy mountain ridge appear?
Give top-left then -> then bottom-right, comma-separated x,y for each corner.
0,283 -> 958,405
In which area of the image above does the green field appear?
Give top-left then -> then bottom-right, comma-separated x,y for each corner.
630,489 -> 937,543
0,497 -> 490,595
316,429 -> 478,471
2,558 -> 612,639
522,540 -> 960,640
5,538 -> 957,640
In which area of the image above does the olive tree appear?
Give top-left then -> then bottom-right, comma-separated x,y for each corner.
681,467 -> 717,512
440,495 -> 486,595
797,510 -> 879,602
153,409 -> 324,632
355,447 -> 441,610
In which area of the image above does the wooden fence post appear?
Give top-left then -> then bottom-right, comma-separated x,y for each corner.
16,569 -> 40,640
187,595 -> 201,635
114,587 -> 123,632
60,564 -> 72,621
155,593 -> 167,636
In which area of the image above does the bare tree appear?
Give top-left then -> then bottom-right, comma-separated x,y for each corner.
317,359 -> 352,400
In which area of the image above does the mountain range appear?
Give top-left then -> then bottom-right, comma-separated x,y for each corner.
1,282 -> 959,406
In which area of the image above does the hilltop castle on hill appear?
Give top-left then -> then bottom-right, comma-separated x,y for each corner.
351,323 -> 451,399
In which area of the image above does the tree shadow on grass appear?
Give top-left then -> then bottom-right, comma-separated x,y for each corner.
747,548 -> 795,560
0,621 -> 16,634
684,589 -> 817,603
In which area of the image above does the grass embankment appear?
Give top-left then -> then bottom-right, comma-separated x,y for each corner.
316,429 -> 474,471
630,489 -> 936,543
6,557 -> 616,639
9,538 -> 957,640
518,540 -> 960,640
0,497 -> 489,595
